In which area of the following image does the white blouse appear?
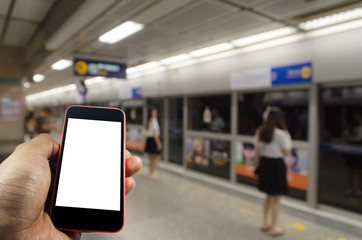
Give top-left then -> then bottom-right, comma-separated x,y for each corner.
254,128 -> 292,158
146,117 -> 160,137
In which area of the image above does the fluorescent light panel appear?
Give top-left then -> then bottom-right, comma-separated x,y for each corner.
307,18 -> 362,38
126,67 -> 138,74
190,43 -> 233,57
144,66 -> 166,75
299,7 -> 362,30
160,54 -> 191,65
48,84 -> 76,95
135,61 -> 160,71
51,59 -> 72,70
85,77 -> 105,85
99,21 -> 144,44
231,27 -> 297,47
26,84 -> 76,100
33,74 -> 45,82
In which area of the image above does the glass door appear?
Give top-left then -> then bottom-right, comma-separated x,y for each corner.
168,98 -> 184,164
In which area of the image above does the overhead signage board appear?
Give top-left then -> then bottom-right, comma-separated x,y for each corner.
230,68 -> 270,90
73,58 -> 127,79
271,62 -> 312,86
132,87 -> 142,98
230,62 -> 313,90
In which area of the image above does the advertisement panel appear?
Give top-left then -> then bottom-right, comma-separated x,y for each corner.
73,57 -> 127,78
126,126 -> 145,152
1,98 -> 20,121
186,136 -> 230,179
235,141 -> 309,190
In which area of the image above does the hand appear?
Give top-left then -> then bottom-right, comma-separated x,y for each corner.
0,134 -> 142,240
157,142 -> 163,150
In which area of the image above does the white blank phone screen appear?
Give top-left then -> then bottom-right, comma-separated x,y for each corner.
55,118 -> 121,211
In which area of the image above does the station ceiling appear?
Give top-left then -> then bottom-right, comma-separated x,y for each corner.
0,0 -> 361,93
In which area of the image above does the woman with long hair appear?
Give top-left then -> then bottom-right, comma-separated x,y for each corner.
254,107 -> 291,237
145,106 -> 162,179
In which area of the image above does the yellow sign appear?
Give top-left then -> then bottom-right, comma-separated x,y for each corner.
74,61 -> 88,75
301,66 -> 312,79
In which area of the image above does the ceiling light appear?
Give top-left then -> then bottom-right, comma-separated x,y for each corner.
24,82 -> 30,88
231,27 -> 297,47
85,76 -> 105,85
299,7 -> 362,30
144,66 -> 166,75
99,21 -> 144,44
47,84 -> 76,95
169,59 -> 198,69
190,43 -> 233,57
160,54 -> 191,65
33,74 -> 45,82
126,67 -> 138,74
127,72 -> 142,79
51,59 -> 72,70
135,62 -> 160,71
307,18 -> 362,38
26,84 -> 76,101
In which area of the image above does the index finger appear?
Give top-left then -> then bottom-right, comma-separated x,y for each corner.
125,149 -> 142,177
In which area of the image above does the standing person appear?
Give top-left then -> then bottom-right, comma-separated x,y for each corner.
210,108 -> 225,132
36,107 -> 52,134
254,107 -> 291,237
24,110 -> 37,141
145,106 -> 162,179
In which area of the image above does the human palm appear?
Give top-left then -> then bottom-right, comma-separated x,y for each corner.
0,134 -> 141,240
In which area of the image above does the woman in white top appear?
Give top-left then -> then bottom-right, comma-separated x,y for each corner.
145,107 -> 162,179
254,107 -> 292,237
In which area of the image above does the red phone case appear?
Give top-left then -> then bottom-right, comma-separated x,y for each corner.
49,105 -> 126,233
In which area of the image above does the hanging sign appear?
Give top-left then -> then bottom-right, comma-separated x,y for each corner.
73,58 -> 127,78
271,62 -> 312,86
132,87 -> 143,98
230,68 -> 270,90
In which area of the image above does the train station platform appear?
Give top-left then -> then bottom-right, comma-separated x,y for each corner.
81,158 -> 362,240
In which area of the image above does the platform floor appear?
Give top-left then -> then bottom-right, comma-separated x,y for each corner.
81,163 -> 362,240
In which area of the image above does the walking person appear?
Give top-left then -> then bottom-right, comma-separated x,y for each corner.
145,106 -> 162,179
254,107 -> 292,237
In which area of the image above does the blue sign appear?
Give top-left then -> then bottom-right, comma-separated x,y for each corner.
73,58 -> 127,78
271,62 -> 312,86
132,87 -> 142,98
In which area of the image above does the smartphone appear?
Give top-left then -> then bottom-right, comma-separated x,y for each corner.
50,105 -> 125,233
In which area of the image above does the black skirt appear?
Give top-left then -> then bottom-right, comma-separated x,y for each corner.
257,156 -> 288,195
145,137 -> 161,154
